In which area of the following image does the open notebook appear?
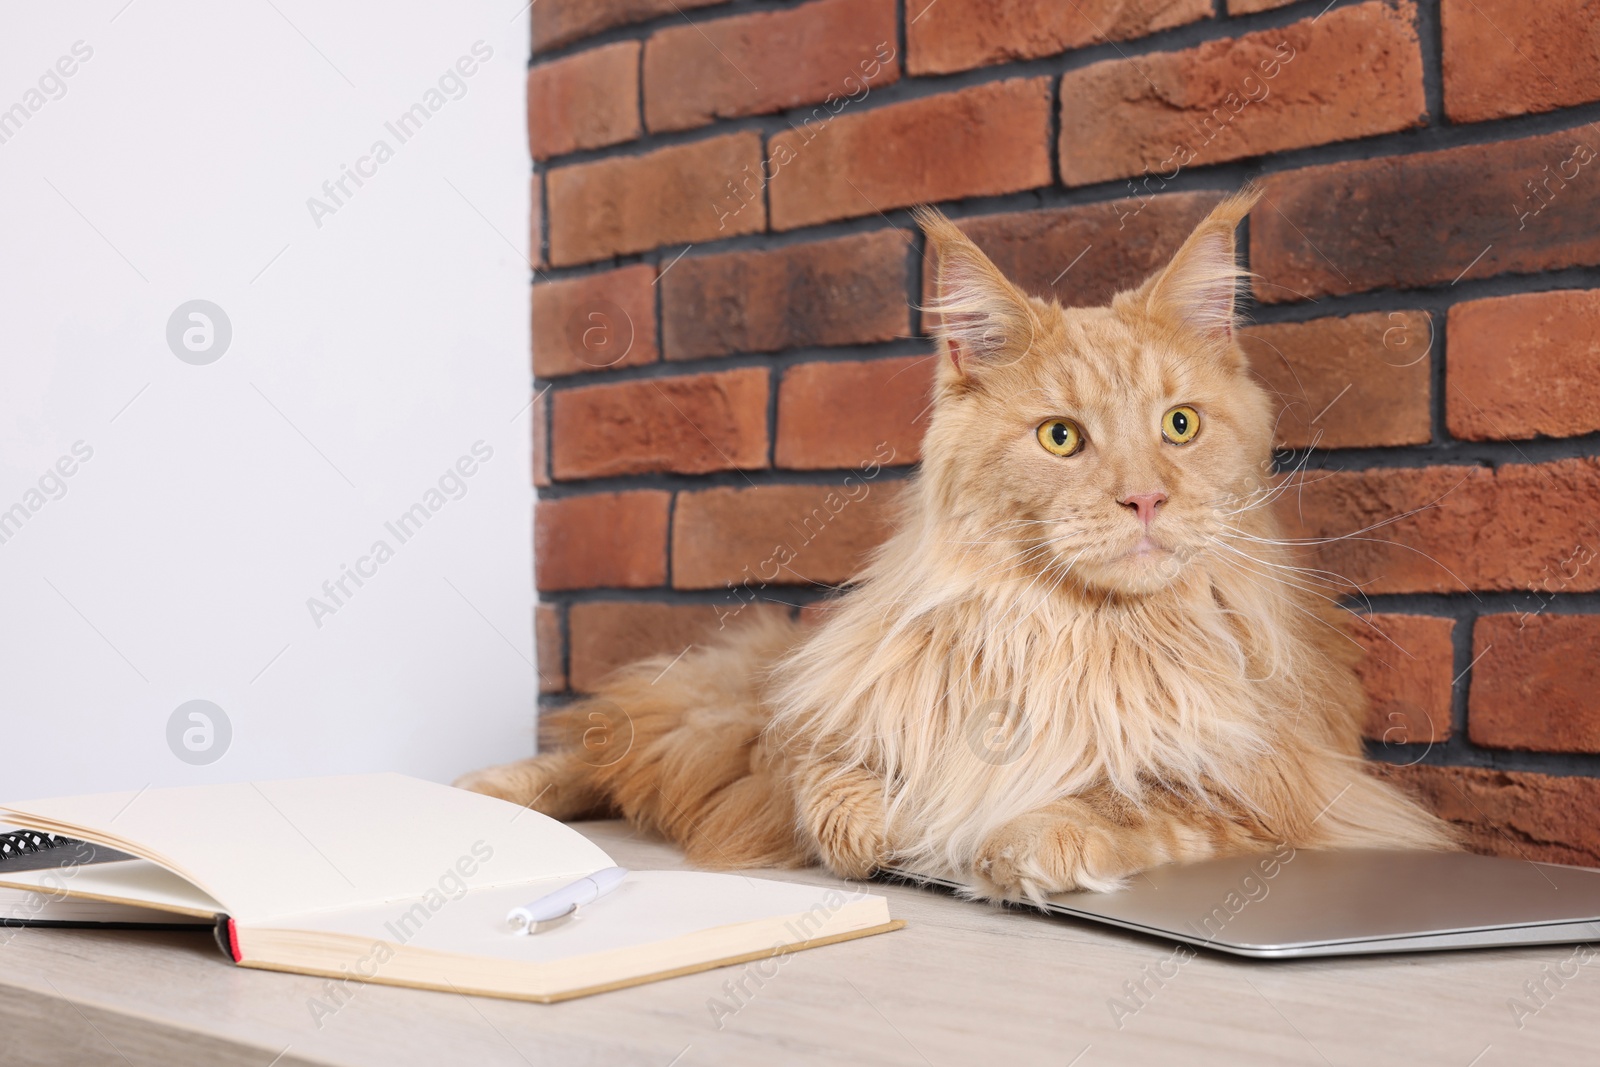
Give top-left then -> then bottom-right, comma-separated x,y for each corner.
0,774 -> 900,1002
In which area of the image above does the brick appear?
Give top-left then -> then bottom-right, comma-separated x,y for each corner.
1351,614 -> 1455,745
532,388 -> 551,488
1238,311 -> 1433,450
1373,763 -> 1600,867
536,603 -> 565,693
776,356 -> 934,471
908,0 -> 1212,76
535,491 -> 670,591
533,265 -> 658,378
547,132 -> 764,265
533,0 -> 727,53
567,600 -> 788,691
1059,3 -> 1426,186
1277,458 -> 1600,595
644,0 -> 899,133
551,367 -> 769,479
923,192 -> 1226,311
528,42 -> 641,161
1447,289 -> 1600,442
1251,128 -> 1600,302
1468,614 -> 1600,753
767,78 -> 1053,232
672,481 -> 902,589
1227,0 -> 1296,11
662,230 -> 911,361
1442,0 -> 1600,122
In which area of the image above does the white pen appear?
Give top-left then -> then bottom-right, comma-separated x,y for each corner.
506,866 -> 629,934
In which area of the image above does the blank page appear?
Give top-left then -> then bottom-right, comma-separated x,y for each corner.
0,859 -> 223,917
279,870 -> 880,962
1,774 -> 612,924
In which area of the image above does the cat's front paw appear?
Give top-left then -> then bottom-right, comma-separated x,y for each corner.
801,773 -> 890,879
973,811 -> 1129,901
452,765 -> 526,803
453,753 -> 596,817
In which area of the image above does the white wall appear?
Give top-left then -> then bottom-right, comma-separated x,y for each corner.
0,1 -> 534,797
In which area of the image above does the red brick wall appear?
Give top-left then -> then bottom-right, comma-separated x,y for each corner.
528,0 -> 1600,863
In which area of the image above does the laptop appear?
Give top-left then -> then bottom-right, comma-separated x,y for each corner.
891,848 -> 1600,957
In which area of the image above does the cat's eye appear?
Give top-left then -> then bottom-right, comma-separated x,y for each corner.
1162,405 -> 1200,445
1036,418 -> 1083,457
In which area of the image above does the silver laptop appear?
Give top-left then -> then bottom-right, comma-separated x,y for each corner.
893,849 -> 1600,957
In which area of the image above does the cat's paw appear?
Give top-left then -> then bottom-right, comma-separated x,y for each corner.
801,772 -> 890,879
973,811 -> 1129,901
453,754 -> 599,818
452,765 -> 530,804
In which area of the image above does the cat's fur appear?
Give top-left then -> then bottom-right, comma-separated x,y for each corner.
460,190 -> 1455,901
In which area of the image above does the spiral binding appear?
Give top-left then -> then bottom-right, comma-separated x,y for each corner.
0,830 -> 82,861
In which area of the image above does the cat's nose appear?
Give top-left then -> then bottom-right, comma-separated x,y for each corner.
1119,491 -> 1168,527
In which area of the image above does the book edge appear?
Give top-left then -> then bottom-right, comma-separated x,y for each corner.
232,919 -> 908,1003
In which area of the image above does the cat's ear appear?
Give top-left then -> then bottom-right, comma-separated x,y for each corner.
914,206 -> 1039,376
1138,187 -> 1260,343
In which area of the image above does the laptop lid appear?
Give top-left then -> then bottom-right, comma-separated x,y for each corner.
893,848 -> 1600,958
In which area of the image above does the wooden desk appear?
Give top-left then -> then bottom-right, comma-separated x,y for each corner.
1,821 -> 1595,1066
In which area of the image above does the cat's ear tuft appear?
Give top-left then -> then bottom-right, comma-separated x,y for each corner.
914,206 -> 1038,376
1140,186 -> 1260,343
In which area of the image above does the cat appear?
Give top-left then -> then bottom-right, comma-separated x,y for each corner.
458,189 -> 1456,902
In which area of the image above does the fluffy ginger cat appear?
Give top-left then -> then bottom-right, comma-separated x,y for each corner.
459,189 -> 1455,902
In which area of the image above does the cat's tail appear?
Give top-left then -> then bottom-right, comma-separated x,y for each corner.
454,611 -> 815,870
1297,760 -> 1461,853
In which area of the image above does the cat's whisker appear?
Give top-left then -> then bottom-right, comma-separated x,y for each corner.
1205,563 -> 1347,633
989,544 -> 1071,631
1208,555 -> 1373,632
944,539 -> 1049,547
956,528 -> 1095,586
1285,429 -> 1335,525
1212,473 -> 1310,518
1209,477 -> 1483,611
1216,495 -> 1448,547
1210,464 -> 1479,618
1215,456 -> 1337,518
947,543 -> 1049,575
1204,534 -> 1373,609
955,539 -> 1060,582
1204,538 -> 1421,664
945,523 -> 1051,555
940,518 -> 1054,550
1204,549 -> 1370,659
1209,540 -> 1383,610
1207,533 -> 1373,594
1217,523 -> 1482,603
940,519 -> 1054,547
1205,537 -> 1373,609
1224,438 -> 1329,512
